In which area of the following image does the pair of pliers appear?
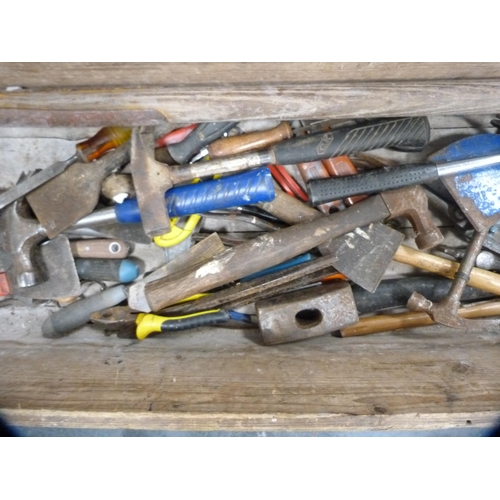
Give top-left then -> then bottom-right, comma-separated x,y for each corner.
136,309 -> 252,340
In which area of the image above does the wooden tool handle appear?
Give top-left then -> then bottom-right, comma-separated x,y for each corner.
208,122 -> 293,158
70,239 -> 131,259
258,187 -> 322,225
341,299 -> 500,337
393,245 -> 500,295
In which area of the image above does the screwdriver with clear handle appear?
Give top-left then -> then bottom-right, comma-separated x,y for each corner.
0,126 -> 132,211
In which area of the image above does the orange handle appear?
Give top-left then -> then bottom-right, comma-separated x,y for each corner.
208,122 -> 293,158
341,299 -> 500,337
76,127 -> 132,162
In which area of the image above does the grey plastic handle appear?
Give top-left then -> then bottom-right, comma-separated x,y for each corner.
42,285 -> 127,338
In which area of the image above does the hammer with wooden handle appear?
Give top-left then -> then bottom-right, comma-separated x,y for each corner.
143,186 -> 442,312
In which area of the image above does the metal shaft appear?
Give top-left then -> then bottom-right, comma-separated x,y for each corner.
437,154 -> 500,177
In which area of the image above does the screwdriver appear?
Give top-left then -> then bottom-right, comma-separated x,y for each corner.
190,122 -> 293,161
0,127 -> 132,211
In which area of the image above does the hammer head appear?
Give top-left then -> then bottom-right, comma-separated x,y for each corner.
130,128 -> 174,238
381,185 -> 444,250
0,200 -> 46,288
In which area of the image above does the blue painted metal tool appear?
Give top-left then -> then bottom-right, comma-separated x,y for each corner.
429,134 -> 500,231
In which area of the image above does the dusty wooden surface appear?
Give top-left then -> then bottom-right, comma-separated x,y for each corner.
0,306 -> 499,430
4,409 -> 498,432
2,63 -> 500,87
1,63 -> 500,125
2,81 -> 500,126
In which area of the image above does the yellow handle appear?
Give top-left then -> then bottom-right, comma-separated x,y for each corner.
136,309 -> 221,340
153,214 -> 201,248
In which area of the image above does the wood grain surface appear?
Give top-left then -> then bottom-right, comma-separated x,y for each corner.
2,63 -> 500,87
2,80 -> 500,125
1,306 -> 499,430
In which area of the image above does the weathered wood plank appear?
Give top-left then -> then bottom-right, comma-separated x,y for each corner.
2,63 -> 500,88
1,305 -> 500,425
2,81 -> 500,126
3,409 -> 498,432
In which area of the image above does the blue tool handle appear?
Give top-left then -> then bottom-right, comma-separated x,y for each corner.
115,167 -> 275,223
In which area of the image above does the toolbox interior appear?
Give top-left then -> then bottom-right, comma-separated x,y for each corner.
1,63 -> 500,434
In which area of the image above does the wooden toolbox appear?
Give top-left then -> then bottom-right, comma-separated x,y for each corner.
0,63 -> 499,434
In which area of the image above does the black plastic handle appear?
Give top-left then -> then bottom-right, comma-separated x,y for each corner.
273,116 -> 430,165
160,310 -> 231,332
168,121 -> 237,164
307,164 -> 439,205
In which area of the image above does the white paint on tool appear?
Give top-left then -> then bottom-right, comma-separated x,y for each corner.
195,260 -> 225,279
355,227 -> 370,240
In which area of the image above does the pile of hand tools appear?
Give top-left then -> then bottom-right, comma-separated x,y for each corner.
2,115 -> 500,344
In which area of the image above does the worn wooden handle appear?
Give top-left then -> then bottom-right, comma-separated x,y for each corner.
70,239 -> 131,259
208,122 -> 293,158
341,299 -> 500,337
258,187 -> 322,225
393,245 -> 500,295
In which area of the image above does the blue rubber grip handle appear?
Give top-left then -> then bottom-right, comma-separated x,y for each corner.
115,167 -> 275,223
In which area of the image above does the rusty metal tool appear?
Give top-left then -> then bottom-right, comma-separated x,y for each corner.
0,127 -> 131,212
26,144 -> 131,239
341,298 -> 500,337
318,222 -> 404,293
260,185 -> 442,252
143,186 -> 441,312
0,197 -> 81,297
256,282 -> 358,345
192,122 -> 293,160
9,235 -> 81,300
407,135 -> 500,327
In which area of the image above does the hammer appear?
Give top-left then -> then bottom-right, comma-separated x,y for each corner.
131,116 -> 430,238
144,186 -> 443,311
0,200 -> 47,288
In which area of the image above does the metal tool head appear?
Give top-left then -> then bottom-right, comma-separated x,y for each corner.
0,200 -> 46,288
256,282 -> 358,345
130,128 -> 174,238
13,235 -> 81,300
430,134 -> 500,232
406,136 -> 500,328
319,222 -> 404,293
